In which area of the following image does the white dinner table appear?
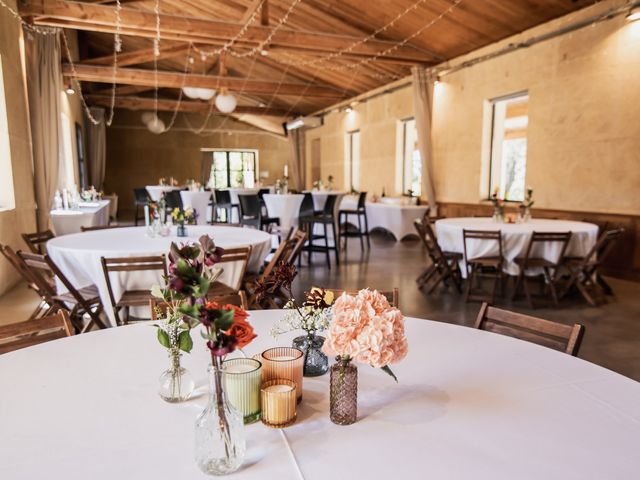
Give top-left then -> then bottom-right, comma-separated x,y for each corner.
263,193 -> 305,233
435,217 -> 599,277
49,200 -> 111,236
46,226 -> 272,325
179,191 -> 212,225
146,185 -> 182,202
1,310 -> 639,479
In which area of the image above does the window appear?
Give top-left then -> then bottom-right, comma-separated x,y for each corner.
207,150 -> 257,189
401,118 -> 421,196
346,130 -> 360,192
0,56 -> 16,209
60,110 -> 76,189
488,92 -> 529,201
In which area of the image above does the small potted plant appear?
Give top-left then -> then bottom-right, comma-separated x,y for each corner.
171,207 -> 197,237
490,187 -> 504,223
518,187 -> 534,223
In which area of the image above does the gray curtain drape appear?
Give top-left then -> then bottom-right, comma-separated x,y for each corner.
200,151 -> 213,186
411,66 -> 437,215
25,27 -> 63,231
288,129 -> 306,191
87,107 -> 106,190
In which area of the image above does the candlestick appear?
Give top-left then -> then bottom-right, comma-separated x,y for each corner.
144,205 -> 150,227
284,165 -> 288,178
223,358 -> 262,424
259,347 -> 304,403
260,379 -> 297,428
62,189 -> 69,210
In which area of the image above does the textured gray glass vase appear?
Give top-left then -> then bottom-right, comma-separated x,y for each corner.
292,334 -> 329,377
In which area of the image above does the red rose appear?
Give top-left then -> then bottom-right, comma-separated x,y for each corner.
227,317 -> 257,349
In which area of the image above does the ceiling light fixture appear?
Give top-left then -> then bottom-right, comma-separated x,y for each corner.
627,6 -> 640,21
344,106 -> 353,113
65,86 -> 75,95
182,87 -> 216,100
215,89 -> 238,113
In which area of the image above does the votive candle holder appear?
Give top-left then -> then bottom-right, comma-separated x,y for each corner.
223,358 -> 262,424
260,379 -> 297,428
259,347 -> 304,403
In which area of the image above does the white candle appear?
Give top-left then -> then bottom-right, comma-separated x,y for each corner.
271,355 -> 296,361
264,384 -> 294,393
225,363 -> 255,374
62,189 -> 69,210
144,205 -> 150,227
284,165 -> 288,177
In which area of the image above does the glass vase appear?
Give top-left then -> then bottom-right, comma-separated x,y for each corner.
292,333 -> 329,377
177,224 -> 188,237
158,350 -> 195,403
195,361 -> 246,476
492,206 -> 504,223
329,357 -> 358,425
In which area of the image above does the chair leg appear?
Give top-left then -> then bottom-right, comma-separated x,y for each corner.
331,221 -> 340,265
357,213 -> 364,250
342,213 -> 348,254
324,223 -> 331,269
512,271 -> 524,301
576,279 -> 598,307
522,275 -> 534,309
464,264 -> 475,302
597,275 -> 614,296
363,212 -> 371,249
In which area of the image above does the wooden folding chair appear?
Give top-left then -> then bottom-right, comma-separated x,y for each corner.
18,251 -> 108,333
561,228 -> 624,306
149,291 -> 248,320
0,311 -> 74,355
101,255 -> 167,325
414,219 -> 462,294
286,230 -> 308,266
512,231 -> 572,308
80,224 -> 126,232
321,287 -> 399,308
207,246 -> 252,297
463,230 -> 504,303
21,230 -> 55,254
475,303 -> 585,356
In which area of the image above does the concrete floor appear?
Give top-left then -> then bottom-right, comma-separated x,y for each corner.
2,230 -> 639,381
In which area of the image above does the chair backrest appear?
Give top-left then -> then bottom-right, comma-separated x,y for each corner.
322,288 -> 399,308
286,230 -> 308,265
356,191 -> 367,210
150,291 -> 248,320
238,194 -> 261,219
133,188 -> 150,204
164,190 -> 183,210
0,311 -> 74,354
522,231 -> 572,266
22,230 -> 55,254
323,194 -> 338,216
101,255 -> 167,308
475,302 -> 585,356
414,218 -> 444,264
299,193 -> 315,218
581,228 -> 624,269
217,246 -> 252,292
258,189 -> 271,200
80,224 -> 125,232
215,189 -> 231,205
0,244 -> 40,289
463,229 -> 503,263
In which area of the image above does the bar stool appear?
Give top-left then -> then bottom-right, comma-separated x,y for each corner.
238,194 -> 280,231
214,189 -> 238,223
339,191 -> 370,252
299,194 -> 340,269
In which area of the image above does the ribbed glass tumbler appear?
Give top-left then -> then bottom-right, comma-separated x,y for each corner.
223,358 -> 262,424
259,347 -> 304,403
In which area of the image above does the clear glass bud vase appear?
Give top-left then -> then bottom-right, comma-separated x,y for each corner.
158,350 -> 195,403
195,362 -> 246,476
329,357 -> 358,425
292,333 -> 329,377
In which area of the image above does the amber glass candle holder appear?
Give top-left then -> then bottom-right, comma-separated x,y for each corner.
259,347 -> 304,403
223,358 -> 262,424
260,379 -> 297,428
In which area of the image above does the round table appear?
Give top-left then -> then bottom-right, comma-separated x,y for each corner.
47,226 -> 272,326
179,191 -> 212,225
263,193 -> 304,233
49,200 -> 111,236
146,185 -> 182,202
1,310 -> 638,479
435,217 -> 599,276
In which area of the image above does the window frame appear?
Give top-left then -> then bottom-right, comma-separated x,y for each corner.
346,129 -> 360,192
399,117 -> 421,196
205,149 -> 258,189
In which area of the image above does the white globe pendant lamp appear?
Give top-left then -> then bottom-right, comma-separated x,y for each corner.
196,88 -> 216,101
215,89 -> 237,114
182,86 -> 216,101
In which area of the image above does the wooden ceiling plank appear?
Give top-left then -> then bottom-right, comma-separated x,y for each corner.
84,43 -> 190,67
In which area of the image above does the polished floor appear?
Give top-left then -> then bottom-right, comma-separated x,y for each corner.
2,230 -> 639,381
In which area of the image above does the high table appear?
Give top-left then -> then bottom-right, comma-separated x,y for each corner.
46,226 -> 272,325
146,185 -> 182,202
179,191 -> 212,225
435,217 -> 599,277
49,200 -> 111,236
1,310 -> 639,479
263,193 -> 304,233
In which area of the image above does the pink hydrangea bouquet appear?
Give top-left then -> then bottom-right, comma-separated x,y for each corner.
323,289 -> 408,381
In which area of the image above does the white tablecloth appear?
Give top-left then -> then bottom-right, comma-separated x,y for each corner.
180,191 -> 212,225
50,200 -> 111,236
46,226 -> 272,325
340,196 -> 429,241
435,217 -> 599,276
263,194 -> 304,233
146,185 -> 182,202
1,310 -> 639,479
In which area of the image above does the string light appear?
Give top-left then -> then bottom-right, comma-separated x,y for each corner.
0,0 -> 57,35
114,0 -> 122,53
153,0 -> 161,57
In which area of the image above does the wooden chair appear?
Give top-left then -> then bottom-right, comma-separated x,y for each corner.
149,291 -> 249,320
101,255 -> 167,325
207,246 -> 252,297
22,230 -> 55,254
317,288 -> 399,308
286,230 -> 308,266
414,218 -> 462,294
17,251 -> 107,333
80,224 -> 127,232
561,228 -> 624,306
463,229 -> 504,303
0,311 -> 74,355
475,303 -> 585,356
0,244 -> 54,321
512,231 -> 572,308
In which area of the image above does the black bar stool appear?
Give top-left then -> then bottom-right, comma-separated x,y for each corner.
214,190 -> 238,223
238,194 -> 280,231
339,191 -> 370,252
299,194 -> 340,268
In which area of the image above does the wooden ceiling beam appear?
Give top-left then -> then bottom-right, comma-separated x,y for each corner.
84,44 -> 190,67
63,63 -> 346,98
86,94 -> 293,116
20,1 -> 433,63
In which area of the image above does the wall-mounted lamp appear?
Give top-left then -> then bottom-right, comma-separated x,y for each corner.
65,86 -> 75,95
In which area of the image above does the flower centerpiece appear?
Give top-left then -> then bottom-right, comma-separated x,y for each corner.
323,289 -> 408,425
490,187 -> 505,223
270,286 -> 334,377
519,187 -> 534,223
171,207 -> 197,237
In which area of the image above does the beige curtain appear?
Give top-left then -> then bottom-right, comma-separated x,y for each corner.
411,66 -> 437,215
25,27 -> 63,231
86,107 -> 106,190
288,129 -> 306,191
